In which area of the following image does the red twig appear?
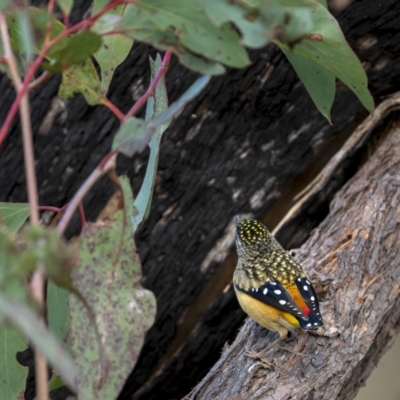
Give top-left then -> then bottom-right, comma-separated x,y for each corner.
57,153 -> 117,235
38,205 -> 63,213
0,0 -> 125,147
28,71 -> 51,91
102,98 -> 125,121
125,50 -> 172,119
78,203 -> 87,228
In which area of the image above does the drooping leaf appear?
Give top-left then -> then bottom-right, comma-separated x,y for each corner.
7,7 -> 64,57
112,74 -> 210,157
57,0 -> 74,15
0,203 -> 30,232
132,54 -> 170,231
47,281 -> 70,350
1,224 -> 76,390
120,0 -> 250,68
278,45 -> 335,122
204,0 -> 314,48
0,327 -> 27,400
92,4 -> 134,94
16,8 -> 35,67
277,2 -> 374,116
45,31 -> 102,73
69,176 -> 156,399
58,59 -> 105,105
203,0 -> 268,48
0,294 -> 77,391
0,0 -> 11,9
124,25 -> 225,74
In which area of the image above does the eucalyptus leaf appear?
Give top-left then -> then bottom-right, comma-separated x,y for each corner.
0,203 -> 30,232
0,294 -> 77,391
132,54 -> 170,231
120,0 -> 249,68
204,0 -> 314,47
47,281 -> 70,350
57,0 -> 74,14
58,60 -> 105,105
112,74 -> 210,157
277,2 -> 374,115
92,4 -> 134,94
0,0 -> 11,9
45,31 -> 102,73
0,327 -> 27,399
123,25 -> 225,74
16,9 -> 34,66
279,45 -> 335,122
69,176 -> 156,399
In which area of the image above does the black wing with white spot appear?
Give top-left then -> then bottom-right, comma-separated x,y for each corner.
295,277 -> 324,329
236,281 -> 309,321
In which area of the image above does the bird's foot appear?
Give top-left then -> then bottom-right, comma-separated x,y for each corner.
244,349 -> 275,370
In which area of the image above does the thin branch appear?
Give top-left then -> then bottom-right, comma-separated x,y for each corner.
57,153 -> 117,235
28,71 -> 51,91
125,50 -> 172,119
0,12 -> 48,400
78,203 -> 87,228
101,98 -> 125,121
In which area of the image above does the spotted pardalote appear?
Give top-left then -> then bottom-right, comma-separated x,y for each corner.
233,216 -> 323,340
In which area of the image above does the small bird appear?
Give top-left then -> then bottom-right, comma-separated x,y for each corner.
233,216 -> 323,358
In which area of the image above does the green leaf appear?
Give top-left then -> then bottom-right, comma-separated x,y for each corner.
277,2 -> 374,115
47,281 -> 70,349
121,0 -> 249,68
7,7 -> 64,57
0,327 -> 27,400
16,9 -> 35,66
58,59 -> 105,105
133,54 -> 170,231
92,5 -> 134,94
203,0 -> 269,48
204,0 -> 314,48
316,0 -> 328,7
0,203 -> 30,232
278,45 -> 335,122
57,0 -> 74,15
0,0 -> 11,9
45,31 -> 102,73
69,176 -> 156,399
112,74 -> 210,157
91,0 -> 108,14
0,294 -> 77,392
125,25 -> 225,74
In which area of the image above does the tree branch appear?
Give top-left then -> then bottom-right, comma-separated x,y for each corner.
186,105 -> 400,400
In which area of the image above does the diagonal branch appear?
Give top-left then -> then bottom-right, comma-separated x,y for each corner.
186,103 -> 400,400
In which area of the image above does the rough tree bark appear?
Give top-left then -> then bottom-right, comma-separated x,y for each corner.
0,1 -> 399,399
185,97 -> 400,400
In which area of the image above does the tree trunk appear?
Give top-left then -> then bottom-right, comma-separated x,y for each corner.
0,1 -> 399,399
184,93 -> 400,400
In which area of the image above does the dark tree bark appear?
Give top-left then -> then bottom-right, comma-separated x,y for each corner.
185,95 -> 400,400
0,1 -> 400,399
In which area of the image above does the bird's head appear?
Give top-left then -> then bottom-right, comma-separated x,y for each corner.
235,216 -> 277,258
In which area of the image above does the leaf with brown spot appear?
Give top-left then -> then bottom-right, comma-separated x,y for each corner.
69,176 -> 156,399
